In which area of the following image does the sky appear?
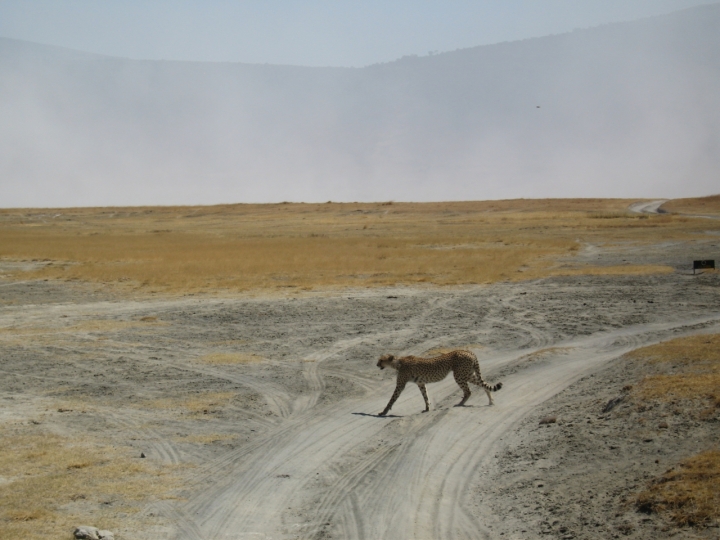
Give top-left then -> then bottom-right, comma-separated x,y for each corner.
1,1 -> 719,206
0,0 -> 715,67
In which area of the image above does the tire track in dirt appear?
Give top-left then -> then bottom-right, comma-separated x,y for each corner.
173,325 -> 422,498
289,442 -> 404,539
292,333 -> 386,416
196,410 -> 379,537
130,354 -> 295,420
148,501 -> 206,540
108,413 -> 184,465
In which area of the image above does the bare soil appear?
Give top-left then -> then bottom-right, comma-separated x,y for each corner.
1,239 -> 719,539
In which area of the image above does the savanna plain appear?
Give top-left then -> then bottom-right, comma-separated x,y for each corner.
1,197 -> 719,540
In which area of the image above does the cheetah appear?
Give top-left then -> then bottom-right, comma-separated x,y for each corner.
376,350 -> 502,416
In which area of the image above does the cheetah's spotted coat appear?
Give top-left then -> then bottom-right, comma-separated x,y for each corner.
377,350 -> 502,416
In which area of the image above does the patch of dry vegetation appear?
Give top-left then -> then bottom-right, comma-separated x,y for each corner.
0,319 -> 161,347
145,391 -> 236,415
627,334 -> 720,402
198,352 -> 264,365
549,265 -> 674,277
0,199 -> 716,294
0,320 -> 140,335
627,334 -> 720,528
0,426 -> 181,540
172,433 -> 237,444
661,194 -> 720,216
636,450 -> 720,527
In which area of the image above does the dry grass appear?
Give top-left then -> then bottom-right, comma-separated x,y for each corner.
172,433 -> 237,444
626,334 -> 720,528
627,334 -> 720,402
145,392 -> 236,415
661,194 -> 720,216
0,319 -> 161,347
549,265 -> 675,277
0,426 -> 180,540
0,320 -> 140,336
636,449 -> 720,527
1,198 -> 715,295
198,353 -> 264,365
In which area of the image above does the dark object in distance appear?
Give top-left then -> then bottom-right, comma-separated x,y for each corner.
693,260 -> 715,274
602,396 -> 624,413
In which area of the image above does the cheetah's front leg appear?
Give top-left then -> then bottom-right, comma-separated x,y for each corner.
379,379 -> 407,416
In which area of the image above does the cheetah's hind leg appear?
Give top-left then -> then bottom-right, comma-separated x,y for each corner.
454,378 -> 472,407
417,383 -> 430,412
471,372 -> 496,405
484,386 -> 494,406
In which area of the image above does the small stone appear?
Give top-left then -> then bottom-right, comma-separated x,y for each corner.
140,452 -> 146,458
539,416 -> 557,425
98,530 -> 115,540
74,526 -> 100,540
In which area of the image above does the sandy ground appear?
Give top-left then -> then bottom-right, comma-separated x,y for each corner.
1,237 -> 719,540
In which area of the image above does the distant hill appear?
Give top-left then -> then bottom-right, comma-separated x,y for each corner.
1,4 -> 719,206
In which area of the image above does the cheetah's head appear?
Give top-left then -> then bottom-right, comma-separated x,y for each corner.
377,354 -> 395,370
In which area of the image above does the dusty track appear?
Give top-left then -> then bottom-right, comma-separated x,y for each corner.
628,200 -> 669,214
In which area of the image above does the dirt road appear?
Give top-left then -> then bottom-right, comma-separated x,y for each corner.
628,200 -> 669,214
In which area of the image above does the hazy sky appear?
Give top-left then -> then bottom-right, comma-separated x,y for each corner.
0,0 -> 715,67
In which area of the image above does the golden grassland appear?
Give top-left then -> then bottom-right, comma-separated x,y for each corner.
628,334 -> 720,527
0,426 -> 181,540
628,334 -> 720,403
662,194 -> 720,217
636,450 -> 720,527
1,197 -> 717,295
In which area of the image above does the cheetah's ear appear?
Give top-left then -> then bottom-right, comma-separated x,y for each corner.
386,354 -> 395,361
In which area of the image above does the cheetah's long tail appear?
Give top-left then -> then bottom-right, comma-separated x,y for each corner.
472,362 -> 502,392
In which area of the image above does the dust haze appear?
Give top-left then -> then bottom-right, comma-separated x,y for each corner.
1,4 -> 719,207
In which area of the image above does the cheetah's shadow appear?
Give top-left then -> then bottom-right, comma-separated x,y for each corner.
352,412 -> 402,418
